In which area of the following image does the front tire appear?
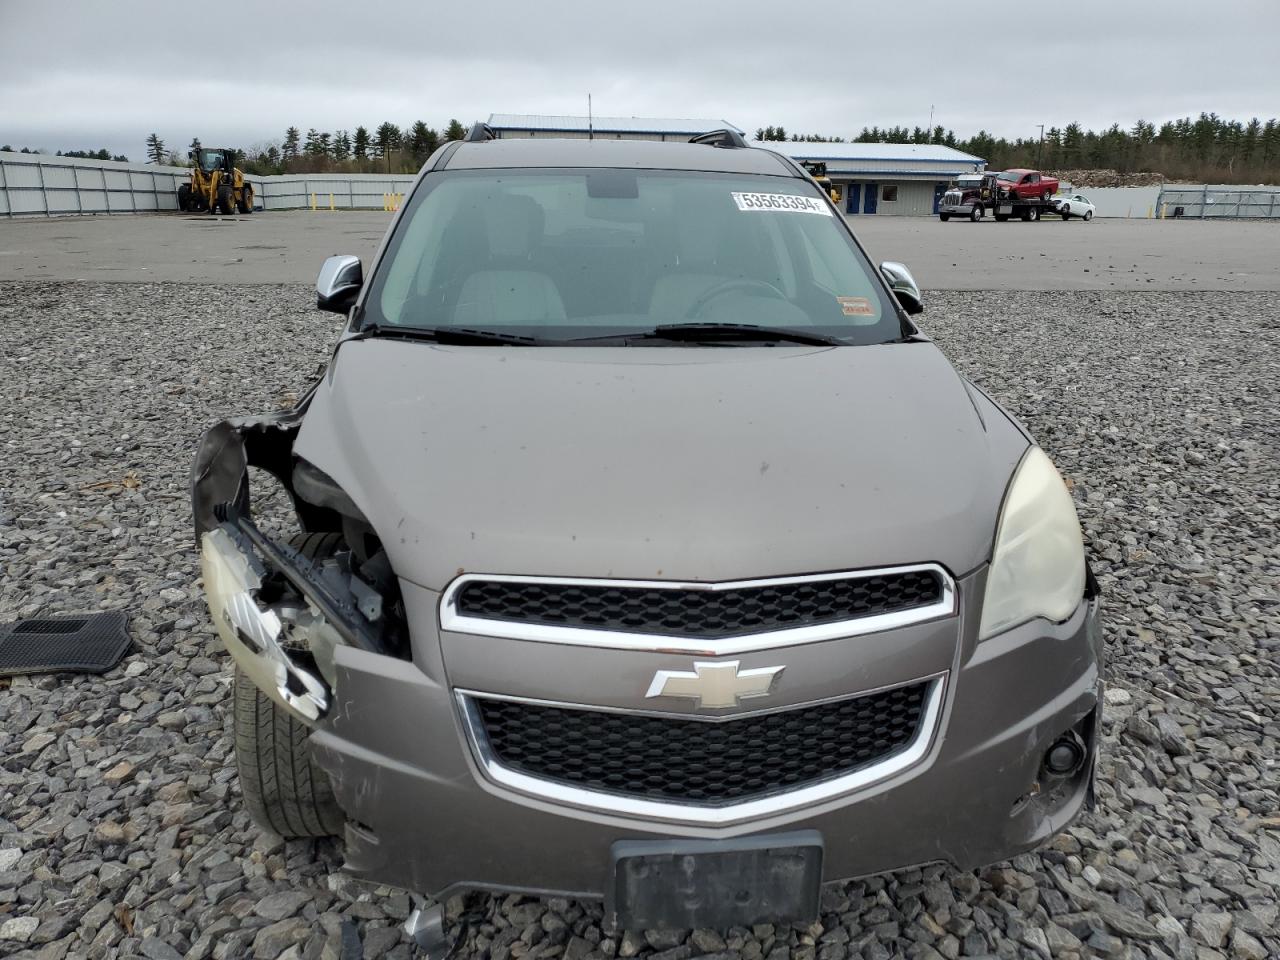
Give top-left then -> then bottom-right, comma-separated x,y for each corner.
939,213 -> 950,222
970,204 -> 984,222
233,532 -> 346,838
177,184 -> 192,212
1084,210 -> 1093,221
216,183 -> 235,215
237,185 -> 254,214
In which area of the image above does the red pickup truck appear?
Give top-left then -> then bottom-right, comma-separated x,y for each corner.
989,169 -> 1059,202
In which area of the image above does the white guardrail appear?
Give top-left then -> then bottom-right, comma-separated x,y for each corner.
0,151 -> 418,217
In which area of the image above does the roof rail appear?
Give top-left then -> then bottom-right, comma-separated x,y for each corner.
465,123 -> 497,142
689,129 -> 748,149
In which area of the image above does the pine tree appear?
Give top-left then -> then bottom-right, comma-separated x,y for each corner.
189,137 -> 202,159
353,126 -> 370,160
333,130 -> 351,162
444,119 -> 467,142
409,121 -> 438,162
146,133 -> 166,165
282,127 -> 301,162
374,122 -> 402,158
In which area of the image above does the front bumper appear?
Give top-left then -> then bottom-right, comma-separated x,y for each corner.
939,202 -> 976,215
301,571 -> 1101,899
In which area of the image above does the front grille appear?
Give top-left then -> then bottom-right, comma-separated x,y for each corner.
473,681 -> 930,805
453,570 -> 943,639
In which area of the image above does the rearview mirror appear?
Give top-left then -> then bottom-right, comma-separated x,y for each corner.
880,261 -> 923,315
316,255 -> 363,314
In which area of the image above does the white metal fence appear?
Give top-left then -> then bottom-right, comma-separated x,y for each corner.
0,152 -> 200,216
1155,184 -> 1280,219
7,151 -> 1280,220
0,151 -> 413,217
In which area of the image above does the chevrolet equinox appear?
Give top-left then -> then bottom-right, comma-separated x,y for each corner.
192,126 -> 1102,933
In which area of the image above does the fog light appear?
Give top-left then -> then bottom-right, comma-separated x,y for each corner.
1044,734 -> 1085,777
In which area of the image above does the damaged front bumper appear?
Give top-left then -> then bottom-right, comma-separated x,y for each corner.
307,574 -> 1102,901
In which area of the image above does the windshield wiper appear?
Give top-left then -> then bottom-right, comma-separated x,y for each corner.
643,323 -> 846,346
354,324 -> 547,345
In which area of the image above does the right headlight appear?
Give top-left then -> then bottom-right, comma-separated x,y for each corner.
978,446 -> 1086,640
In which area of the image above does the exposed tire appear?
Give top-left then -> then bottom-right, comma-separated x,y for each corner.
1084,210 -> 1093,221
216,183 -> 235,215
1061,203 -> 1071,220
237,185 -> 254,214
1028,207 -> 1041,222
177,184 -> 192,212
1020,209 -> 1032,222
1042,190 -> 1052,202
233,532 -> 346,838
970,205 -> 984,222
939,213 -> 950,222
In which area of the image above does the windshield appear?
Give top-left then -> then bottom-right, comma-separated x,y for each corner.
197,149 -> 223,173
995,171 -> 1020,182
362,169 -> 903,344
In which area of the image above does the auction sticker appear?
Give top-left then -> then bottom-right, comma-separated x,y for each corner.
732,192 -> 833,216
837,296 -> 876,317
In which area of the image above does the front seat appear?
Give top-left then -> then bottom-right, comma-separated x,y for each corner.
453,194 -> 567,327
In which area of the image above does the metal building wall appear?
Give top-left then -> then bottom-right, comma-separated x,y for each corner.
1155,184 -> 1280,219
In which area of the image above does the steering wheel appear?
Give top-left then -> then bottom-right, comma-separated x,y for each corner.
684,278 -> 788,319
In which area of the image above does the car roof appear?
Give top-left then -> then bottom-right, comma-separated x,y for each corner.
441,137 -> 802,177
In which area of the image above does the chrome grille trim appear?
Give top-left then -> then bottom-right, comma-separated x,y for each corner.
439,564 -> 957,655
456,674 -> 947,826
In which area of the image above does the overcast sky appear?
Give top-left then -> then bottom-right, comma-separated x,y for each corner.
2,0 -> 1277,160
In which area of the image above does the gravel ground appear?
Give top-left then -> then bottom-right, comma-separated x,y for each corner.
0,281 -> 1277,960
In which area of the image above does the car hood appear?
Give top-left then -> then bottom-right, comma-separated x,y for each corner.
294,339 -> 1027,590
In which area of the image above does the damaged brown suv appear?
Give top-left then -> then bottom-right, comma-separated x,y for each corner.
192,126 -> 1102,934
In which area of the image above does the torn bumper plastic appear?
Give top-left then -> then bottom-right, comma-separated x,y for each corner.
200,526 -> 332,724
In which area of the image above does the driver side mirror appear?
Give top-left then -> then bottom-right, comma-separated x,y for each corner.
880,261 -> 923,315
316,255 -> 363,314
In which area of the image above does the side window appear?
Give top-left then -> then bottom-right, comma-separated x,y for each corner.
881,185 -> 898,202
1026,173 -> 1039,184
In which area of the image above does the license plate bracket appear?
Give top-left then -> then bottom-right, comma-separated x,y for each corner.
607,831 -> 823,930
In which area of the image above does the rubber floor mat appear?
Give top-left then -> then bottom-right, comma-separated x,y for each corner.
0,611 -> 131,677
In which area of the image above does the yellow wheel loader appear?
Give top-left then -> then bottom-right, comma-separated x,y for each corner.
177,147 -> 254,215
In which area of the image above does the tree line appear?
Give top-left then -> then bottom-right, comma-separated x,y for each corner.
12,112 -> 1280,184
1,145 -> 129,162
762,114 -> 1280,184
140,121 -> 472,175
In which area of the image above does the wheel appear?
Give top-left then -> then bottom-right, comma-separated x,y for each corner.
216,183 -> 235,215
1061,203 -> 1071,220
1020,209 -> 1032,222
1028,207 -> 1041,222
177,184 -> 192,212
233,532 -> 346,838
939,213 -> 950,222
237,185 -> 254,214
1042,190 -> 1052,202
1084,210 -> 1093,221
970,205 -> 984,222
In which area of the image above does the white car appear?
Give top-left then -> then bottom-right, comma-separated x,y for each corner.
1054,194 -> 1095,221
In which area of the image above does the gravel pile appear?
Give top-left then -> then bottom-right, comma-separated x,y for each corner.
0,282 -> 1276,960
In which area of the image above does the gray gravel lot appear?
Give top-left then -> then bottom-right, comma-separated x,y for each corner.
1,282 -> 1277,960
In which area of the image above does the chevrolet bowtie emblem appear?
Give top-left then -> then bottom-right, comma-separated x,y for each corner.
645,660 -> 785,709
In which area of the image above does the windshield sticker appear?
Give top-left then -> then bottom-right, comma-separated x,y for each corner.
837,296 -> 876,317
732,192 -> 833,216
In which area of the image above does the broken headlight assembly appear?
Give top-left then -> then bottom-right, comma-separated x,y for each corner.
978,447 -> 1086,640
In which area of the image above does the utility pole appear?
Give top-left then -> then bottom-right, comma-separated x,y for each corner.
588,94 -> 593,141
1037,124 -> 1045,168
